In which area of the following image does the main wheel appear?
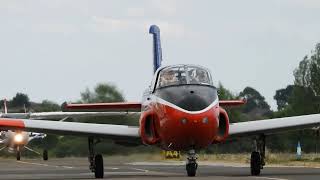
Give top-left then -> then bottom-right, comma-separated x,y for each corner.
43,149 -> 48,161
251,151 -> 261,176
186,162 -> 197,177
94,154 -> 104,179
16,151 -> 21,161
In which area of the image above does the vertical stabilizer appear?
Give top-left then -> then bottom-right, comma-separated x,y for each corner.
149,25 -> 162,73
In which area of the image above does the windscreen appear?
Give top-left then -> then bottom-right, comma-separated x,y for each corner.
187,66 -> 211,85
156,65 -> 212,88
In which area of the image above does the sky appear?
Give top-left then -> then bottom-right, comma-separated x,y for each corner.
0,0 -> 320,110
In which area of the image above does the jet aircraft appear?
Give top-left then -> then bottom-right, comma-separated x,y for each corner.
0,99 -> 47,160
0,100 -> 128,161
1,25 -> 320,178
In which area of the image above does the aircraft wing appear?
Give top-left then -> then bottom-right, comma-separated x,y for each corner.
62,102 -> 142,112
229,114 -> 320,138
0,111 -> 139,120
0,118 -> 141,143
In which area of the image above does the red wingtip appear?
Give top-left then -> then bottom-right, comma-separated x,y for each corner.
0,118 -> 25,129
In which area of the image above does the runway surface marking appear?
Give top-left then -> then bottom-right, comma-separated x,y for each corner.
129,161 -> 320,169
130,168 -> 149,173
17,160 -> 74,169
254,177 -> 288,180
128,161 -> 250,167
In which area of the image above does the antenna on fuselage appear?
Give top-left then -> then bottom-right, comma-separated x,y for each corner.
149,25 -> 162,73
3,99 -> 7,114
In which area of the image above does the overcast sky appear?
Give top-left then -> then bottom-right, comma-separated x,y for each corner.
0,0 -> 320,110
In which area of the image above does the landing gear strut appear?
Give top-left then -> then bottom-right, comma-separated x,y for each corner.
88,137 -> 104,179
43,149 -> 48,161
186,149 -> 198,177
16,146 -> 21,161
251,134 -> 266,176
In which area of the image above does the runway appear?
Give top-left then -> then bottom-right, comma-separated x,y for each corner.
0,157 -> 320,180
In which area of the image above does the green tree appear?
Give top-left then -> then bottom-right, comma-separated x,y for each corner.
10,93 -> 30,108
294,43 -> 320,96
289,86 -> 319,115
309,43 -> 320,96
294,56 -> 311,87
274,85 -> 295,111
33,100 -> 60,112
217,82 -> 235,100
81,83 -> 125,103
239,87 -> 271,116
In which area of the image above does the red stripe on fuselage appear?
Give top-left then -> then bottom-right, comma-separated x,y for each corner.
153,101 -> 219,150
0,118 -> 25,129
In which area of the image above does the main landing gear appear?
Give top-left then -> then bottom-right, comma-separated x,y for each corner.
251,134 -> 266,176
88,137 -> 104,179
186,149 -> 198,177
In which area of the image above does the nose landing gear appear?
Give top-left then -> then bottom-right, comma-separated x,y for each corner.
16,146 -> 21,161
186,149 -> 198,177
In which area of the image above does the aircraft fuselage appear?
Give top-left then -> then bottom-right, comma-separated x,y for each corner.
139,65 -> 229,151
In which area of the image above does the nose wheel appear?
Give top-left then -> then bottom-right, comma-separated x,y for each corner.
88,137 -> 104,179
186,149 -> 198,177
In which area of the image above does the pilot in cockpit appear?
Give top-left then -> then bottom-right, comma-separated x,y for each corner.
188,68 -> 209,84
196,70 -> 209,83
160,70 -> 177,87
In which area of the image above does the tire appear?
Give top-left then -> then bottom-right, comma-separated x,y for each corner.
251,151 -> 261,176
16,151 -> 21,161
43,149 -> 48,161
94,154 -> 104,179
186,163 -> 197,177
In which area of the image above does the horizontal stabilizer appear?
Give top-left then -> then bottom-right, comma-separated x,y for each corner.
62,102 -> 142,112
219,99 -> 246,107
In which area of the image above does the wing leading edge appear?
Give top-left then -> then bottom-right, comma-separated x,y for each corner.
0,111 -> 140,120
229,113 -> 320,138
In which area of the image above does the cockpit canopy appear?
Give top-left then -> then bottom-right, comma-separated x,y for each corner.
156,65 -> 213,89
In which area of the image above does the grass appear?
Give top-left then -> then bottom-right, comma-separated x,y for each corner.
200,153 -> 320,167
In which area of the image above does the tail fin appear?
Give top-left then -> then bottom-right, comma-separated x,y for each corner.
149,25 -> 162,73
3,99 -> 7,114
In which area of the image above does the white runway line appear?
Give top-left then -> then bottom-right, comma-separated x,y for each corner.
254,176 -> 288,180
131,168 -> 149,173
17,161 -> 74,169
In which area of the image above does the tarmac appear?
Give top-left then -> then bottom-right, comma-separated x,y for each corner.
0,157 -> 320,180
